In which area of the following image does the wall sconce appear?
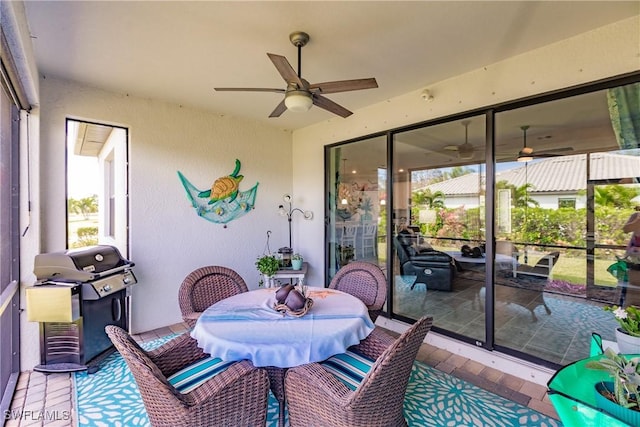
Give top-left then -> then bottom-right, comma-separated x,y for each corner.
278,194 -> 313,249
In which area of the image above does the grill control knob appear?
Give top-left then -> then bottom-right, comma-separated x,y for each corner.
103,285 -> 111,293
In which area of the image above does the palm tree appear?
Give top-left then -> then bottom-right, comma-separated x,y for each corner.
412,189 -> 445,209
513,183 -> 539,208
68,195 -> 98,219
593,185 -> 639,208
496,180 -> 539,208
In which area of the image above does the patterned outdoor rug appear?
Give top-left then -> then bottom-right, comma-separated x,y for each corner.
75,335 -> 561,427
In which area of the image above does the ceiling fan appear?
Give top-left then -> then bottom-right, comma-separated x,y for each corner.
214,31 -> 378,118
443,120 -> 476,160
516,125 -> 573,162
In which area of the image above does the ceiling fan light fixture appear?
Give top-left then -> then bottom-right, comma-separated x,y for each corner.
284,90 -> 312,112
517,151 -> 533,162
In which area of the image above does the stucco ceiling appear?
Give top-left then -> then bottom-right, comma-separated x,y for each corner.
23,1 -> 639,132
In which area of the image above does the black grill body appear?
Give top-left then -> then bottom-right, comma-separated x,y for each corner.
31,245 -> 136,373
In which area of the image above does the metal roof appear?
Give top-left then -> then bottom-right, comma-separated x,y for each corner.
421,153 -> 640,196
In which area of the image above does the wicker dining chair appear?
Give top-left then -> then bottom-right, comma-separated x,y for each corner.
178,266 -> 248,326
329,261 -> 387,322
105,325 -> 269,427
284,316 -> 433,427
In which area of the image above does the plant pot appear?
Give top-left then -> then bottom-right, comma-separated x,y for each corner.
627,262 -> 640,285
263,275 -> 277,288
291,259 -> 303,270
594,381 -> 640,426
615,328 -> 640,354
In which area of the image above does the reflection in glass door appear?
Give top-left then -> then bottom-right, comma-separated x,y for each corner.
392,117 -> 487,343
324,78 -> 639,368
326,136 -> 387,281
492,88 -> 634,365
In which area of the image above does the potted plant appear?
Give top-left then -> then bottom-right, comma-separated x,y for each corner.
291,253 -> 303,270
256,255 -> 280,287
605,305 -> 640,353
338,245 -> 355,265
586,347 -> 640,425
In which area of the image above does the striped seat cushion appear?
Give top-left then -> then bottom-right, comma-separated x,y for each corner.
321,350 -> 375,390
167,356 -> 234,393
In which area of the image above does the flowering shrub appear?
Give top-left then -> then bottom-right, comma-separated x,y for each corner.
606,305 -> 640,337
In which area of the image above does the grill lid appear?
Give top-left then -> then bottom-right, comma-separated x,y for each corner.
34,245 -> 133,283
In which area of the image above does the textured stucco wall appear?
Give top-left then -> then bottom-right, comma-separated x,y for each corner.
26,77 -> 293,368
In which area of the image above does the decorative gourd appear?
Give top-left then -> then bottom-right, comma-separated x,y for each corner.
275,284 -> 294,304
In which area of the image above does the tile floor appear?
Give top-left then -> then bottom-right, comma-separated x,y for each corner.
5,322 -> 559,427
394,269 -> 619,366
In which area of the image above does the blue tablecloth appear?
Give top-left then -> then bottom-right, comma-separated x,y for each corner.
191,287 -> 375,368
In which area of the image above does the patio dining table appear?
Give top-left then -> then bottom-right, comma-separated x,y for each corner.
191,286 -> 375,427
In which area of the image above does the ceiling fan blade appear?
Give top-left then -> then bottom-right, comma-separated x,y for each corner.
267,53 -> 304,88
530,146 -> 574,158
309,78 -> 378,94
214,87 -> 285,93
533,153 -> 564,158
269,99 -> 288,118
539,147 -> 574,154
312,94 -> 353,118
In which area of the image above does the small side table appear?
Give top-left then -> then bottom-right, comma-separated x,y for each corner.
264,262 -> 308,288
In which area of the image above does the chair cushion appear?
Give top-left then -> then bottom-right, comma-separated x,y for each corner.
321,350 -> 375,390
167,356 -> 234,393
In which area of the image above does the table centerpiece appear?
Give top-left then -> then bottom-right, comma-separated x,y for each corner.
273,283 -> 313,317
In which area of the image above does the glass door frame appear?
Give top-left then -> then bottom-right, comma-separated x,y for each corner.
324,72 -> 640,369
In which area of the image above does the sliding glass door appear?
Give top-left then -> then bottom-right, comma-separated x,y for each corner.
0,70 -> 21,418
326,136 -> 387,280
391,116 -> 487,343
325,76 -> 640,368
493,86 -> 639,364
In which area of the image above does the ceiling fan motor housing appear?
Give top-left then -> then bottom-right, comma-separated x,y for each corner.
289,31 -> 310,47
458,144 -> 474,160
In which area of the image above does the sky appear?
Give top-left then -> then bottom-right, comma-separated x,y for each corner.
66,120 -> 100,199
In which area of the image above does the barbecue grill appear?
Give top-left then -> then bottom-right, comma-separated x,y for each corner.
27,245 -> 136,373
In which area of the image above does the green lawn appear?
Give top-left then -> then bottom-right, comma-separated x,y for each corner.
554,255 -> 617,287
